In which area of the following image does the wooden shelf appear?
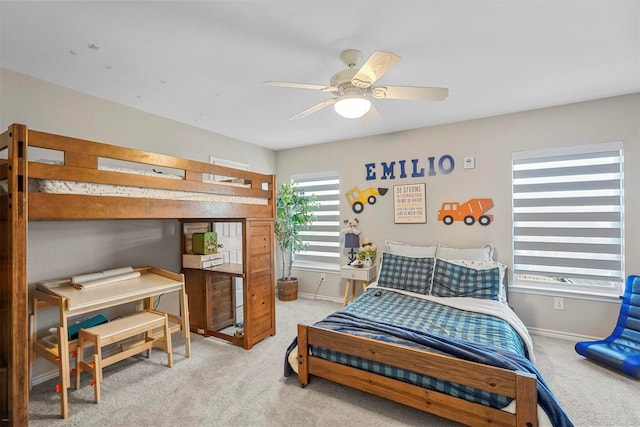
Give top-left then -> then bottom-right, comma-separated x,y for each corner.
205,262 -> 244,276
181,219 -> 275,350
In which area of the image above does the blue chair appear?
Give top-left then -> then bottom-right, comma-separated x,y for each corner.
575,275 -> 640,378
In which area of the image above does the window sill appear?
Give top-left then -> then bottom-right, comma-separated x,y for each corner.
292,261 -> 340,274
509,283 -> 622,303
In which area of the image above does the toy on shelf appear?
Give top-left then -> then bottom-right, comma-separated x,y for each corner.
357,238 -> 377,267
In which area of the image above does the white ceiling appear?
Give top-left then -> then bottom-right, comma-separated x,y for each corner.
1,1 -> 638,151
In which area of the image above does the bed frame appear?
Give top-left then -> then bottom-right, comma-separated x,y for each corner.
296,324 -> 539,427
0,123 -> 276,425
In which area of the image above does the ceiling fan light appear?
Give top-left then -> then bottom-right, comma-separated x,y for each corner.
334,96 -> 372,119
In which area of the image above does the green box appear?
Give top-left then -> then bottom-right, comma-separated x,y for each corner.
192,232 -> 218,255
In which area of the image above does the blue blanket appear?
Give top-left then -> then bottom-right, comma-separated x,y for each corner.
286,309 -> 573,427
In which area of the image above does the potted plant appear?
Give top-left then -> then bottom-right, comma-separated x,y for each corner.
274,182 -> 317,301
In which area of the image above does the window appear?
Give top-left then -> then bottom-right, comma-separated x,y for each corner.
209,156 -> 249,182
512,142 -> 624,296
291,171 -> 341,272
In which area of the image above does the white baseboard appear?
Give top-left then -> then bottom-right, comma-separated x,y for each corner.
31,370 -> 60,387
528,327 -> 602,342
297,292 -> 343,305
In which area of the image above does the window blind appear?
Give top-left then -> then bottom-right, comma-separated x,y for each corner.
291,171 -> 341,270
512,142 -> 624,292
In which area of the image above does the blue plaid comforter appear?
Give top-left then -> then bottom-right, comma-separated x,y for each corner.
285,288 -> 573,427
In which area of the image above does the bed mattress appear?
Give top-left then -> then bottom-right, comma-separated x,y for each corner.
0,164 -> 267,204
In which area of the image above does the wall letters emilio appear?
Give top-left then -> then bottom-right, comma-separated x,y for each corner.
364,155 -> 455,180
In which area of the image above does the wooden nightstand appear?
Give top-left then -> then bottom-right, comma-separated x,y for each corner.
341,265 -> 377,306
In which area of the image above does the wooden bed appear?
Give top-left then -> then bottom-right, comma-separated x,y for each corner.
291,249 -> 572,427
297,324 -> 538,427
0,123 -> 276,425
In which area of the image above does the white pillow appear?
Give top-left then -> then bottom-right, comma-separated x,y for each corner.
440,259 -> 507,303
436,244 -> 494,262
385,240 -> 438,257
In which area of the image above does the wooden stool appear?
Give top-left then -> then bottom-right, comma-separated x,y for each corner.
75,310 -> 172,402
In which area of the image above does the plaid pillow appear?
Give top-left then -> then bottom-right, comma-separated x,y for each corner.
377,252 -> 434,294
431,258 -> 501,300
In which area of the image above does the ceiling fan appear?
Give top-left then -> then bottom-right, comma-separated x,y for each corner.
264,49 -> 448,121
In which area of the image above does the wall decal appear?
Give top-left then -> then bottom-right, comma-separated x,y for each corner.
345,186 -> 389,214
437,198 -> 494,226
393,183 -> 426,224
365,155 -> 455,181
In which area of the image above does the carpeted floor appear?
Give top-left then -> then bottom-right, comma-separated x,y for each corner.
28,298 -> 640,426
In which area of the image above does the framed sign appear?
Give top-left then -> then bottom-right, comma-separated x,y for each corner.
393,183 -> 427,224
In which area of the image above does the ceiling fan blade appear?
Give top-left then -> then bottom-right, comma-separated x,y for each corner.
351,51 -> 400,88
264,81 -> 337,92
371,85 -> 449,101
289,98 -> 338,120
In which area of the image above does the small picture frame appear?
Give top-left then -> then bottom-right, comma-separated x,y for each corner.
393,183 -> 426,224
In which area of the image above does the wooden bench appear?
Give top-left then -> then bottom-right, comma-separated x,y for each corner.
75,310 -> 173,402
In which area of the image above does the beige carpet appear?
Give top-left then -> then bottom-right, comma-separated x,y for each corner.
28,298 -> 640,426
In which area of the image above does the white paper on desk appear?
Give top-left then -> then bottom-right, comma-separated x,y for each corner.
71,272 -> 103,284
71,266 -> 134,284
101,266 -> 135,277
74,271 -> 141,289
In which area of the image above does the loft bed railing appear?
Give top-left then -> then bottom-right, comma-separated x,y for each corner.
0,124 -> 276,220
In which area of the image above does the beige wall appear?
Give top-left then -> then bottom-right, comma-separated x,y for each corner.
277,93 -> 640,339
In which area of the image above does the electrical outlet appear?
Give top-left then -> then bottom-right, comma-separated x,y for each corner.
320,273 -> 326,281
553,297 -> 565,310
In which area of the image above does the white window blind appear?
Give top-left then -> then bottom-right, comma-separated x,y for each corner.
512,142 -> 624,295
291,171 -> 341,271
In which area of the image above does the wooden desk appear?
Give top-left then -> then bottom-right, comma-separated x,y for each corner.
341,265 -> 377,306
30,266 -> 191,419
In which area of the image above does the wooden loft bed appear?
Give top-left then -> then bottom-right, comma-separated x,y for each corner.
0,123 -> 276,425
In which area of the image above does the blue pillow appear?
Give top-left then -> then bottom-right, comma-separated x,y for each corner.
377,252 -> 434,294
431,258 -> 501,300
